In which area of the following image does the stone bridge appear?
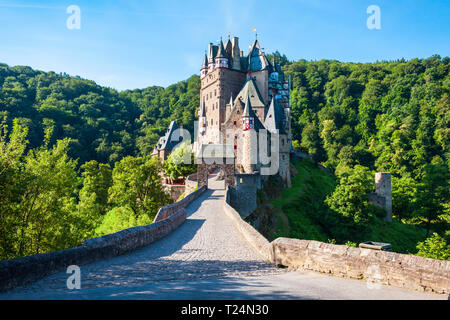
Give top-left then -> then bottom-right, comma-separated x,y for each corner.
0,174 -> 447,300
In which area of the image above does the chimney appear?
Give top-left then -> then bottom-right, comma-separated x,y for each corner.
231,37 -> 241,70
208,43 -> 214,63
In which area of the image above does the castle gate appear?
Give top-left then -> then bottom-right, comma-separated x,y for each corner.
196,144 -> 235,189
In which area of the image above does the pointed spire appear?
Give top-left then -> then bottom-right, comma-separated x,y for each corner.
243,94 -> 252,117
216,39 -> 226,58
229,95 -> 234,109
265,96 -> 276,128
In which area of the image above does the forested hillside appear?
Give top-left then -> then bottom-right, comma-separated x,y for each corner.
0,63 -> 199,165
0,54 -> 448,260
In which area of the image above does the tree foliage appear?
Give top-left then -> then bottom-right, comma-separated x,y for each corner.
163,142 -> 196,182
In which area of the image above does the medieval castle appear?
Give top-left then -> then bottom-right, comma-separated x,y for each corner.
195,36 -> 292,187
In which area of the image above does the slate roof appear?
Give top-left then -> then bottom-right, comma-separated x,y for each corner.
216,41 -> 226,58
234,78 -> 265,110
247,40 -> 270,72
225,39 -> 232,57
153,121 -> 182,153
264,96 -> 286,134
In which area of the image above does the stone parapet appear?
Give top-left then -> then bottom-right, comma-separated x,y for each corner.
153,185 -> 207,222
271,237 -> 450,294
0,208 -> 187,292
223,188 -> 273,262
185,173 -> 198,196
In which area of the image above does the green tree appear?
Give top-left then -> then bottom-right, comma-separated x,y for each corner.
414,164 -> 450,236
325,165 -> 385,224
0,118 -> 29,259
108,156 -> 171,220
76,160 -> 113,238
163,142 -> 196,183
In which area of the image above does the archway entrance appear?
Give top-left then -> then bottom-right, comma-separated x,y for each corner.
207,166 -> 225,190
196,144 -> 235,190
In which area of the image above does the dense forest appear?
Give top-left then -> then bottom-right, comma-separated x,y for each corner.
0,54 -> 448,260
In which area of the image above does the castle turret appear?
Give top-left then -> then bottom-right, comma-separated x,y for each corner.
242,95 -> 254,131
200,53 -> 208,79
215,40 -> 228,69
242,95 -> 256,173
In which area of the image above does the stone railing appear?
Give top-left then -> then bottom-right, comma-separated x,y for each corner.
185,173 -> 198,196
153,185 -> 206,222
223,187 -> 450,295
163,183 -> 185,201
0,208 -> 187,292
223,188 -> 274,262
272,238 -> 450,294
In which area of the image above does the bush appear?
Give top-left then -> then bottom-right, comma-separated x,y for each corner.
95,206 -> 152,236
416,233 -> 450,260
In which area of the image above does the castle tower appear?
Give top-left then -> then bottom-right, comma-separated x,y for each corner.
199,38 -> 246,145
375,172 -> 392,222
198,35 -> 292,186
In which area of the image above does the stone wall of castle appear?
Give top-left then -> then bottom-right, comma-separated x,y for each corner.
228,173 -> 261,217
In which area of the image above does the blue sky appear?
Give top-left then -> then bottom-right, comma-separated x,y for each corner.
0,0 -> 449,91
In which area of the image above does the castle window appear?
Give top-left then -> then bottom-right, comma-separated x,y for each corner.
233,121 -> 236,126
214,89 -> 216,96
282,139 -> 285,146
211,119 -> 213,125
